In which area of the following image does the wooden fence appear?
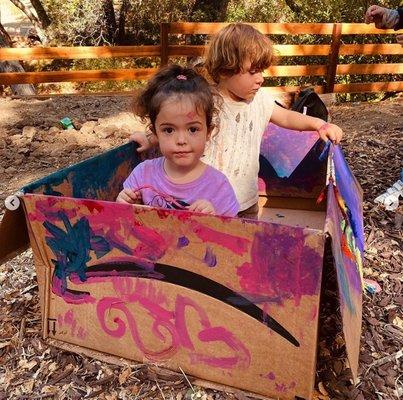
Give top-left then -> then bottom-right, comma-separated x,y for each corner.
0,22 -> 402,95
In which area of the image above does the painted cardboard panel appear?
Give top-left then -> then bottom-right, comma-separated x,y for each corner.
324,146 -> 364,381
23,194 -> 325,400
259,124 -> 326,200
22,141 -> 139,201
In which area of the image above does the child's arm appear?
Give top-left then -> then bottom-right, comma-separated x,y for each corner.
116,188 -> 142,204
270,104 -> 343,144
130,131 -> 158,152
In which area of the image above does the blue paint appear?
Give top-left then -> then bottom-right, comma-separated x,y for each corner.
22,142 -> 140,201
44,211 -> 114,293
332,146 -> 364,253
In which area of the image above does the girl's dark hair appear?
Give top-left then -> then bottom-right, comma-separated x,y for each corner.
134,64 -> 218,132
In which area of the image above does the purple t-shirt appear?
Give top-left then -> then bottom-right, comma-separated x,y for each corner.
123,157 -> 239,217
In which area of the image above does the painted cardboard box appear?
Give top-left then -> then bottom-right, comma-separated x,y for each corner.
0,124 -> 363,400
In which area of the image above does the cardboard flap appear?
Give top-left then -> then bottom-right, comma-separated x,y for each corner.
324,145 -> 364,381
22,141 -> 140,201
261,123 -> 319,178
259,124 -> 327,199
0,206 -> 29,265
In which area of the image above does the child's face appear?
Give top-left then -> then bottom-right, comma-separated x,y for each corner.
218,59 -> 264,102
154,96 -> 210,171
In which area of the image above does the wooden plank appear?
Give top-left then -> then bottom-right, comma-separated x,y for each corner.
340,44 -> 402,55
333,81 -> 403,93
274,44 -> 331,56
9,85 -> 326,98
167,44 -> 332,57
0,46 -> 161,61
0,68 -> 157,85
263,65 -> 327,77
160,23 -> 170,66
261,85 -> 325,94
336,63 -> 403,75
340,23 -> 397,35
326,23 -> 342,93
10,90 -> 141,99
168,22 -> 395,35
167,22 -> 335,35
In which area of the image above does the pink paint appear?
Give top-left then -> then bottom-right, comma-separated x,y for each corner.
186,111 -> 197,120
190,221 -> 250,256
52,276 -> 96,305
97,294 -> 179,360
56,309 -> 88,340
77,327 -> 88,340
81,199 -> 104,213
96,291 -> 250,369
310,305 -> 318,321
193,326 -> 250,368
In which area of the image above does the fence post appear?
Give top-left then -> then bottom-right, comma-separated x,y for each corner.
326,23 -> 342,93
160,23 -> 169,66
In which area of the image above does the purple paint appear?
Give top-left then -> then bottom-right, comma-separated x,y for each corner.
237,224 -> 322,306
203,246 -> 217,267
177,236 -> 190,248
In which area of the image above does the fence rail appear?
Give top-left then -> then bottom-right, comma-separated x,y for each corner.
0,22 -> 402,95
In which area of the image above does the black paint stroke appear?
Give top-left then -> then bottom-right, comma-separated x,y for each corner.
87,261 -> 300,347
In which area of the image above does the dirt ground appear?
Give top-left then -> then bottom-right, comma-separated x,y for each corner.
0,95 -> 402,399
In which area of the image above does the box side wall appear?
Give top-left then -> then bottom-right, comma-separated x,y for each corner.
24,194 -> 326,400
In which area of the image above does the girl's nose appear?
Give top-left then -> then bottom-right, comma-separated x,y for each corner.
176,131 -> 187,145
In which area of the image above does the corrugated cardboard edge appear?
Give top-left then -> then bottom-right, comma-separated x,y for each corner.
21,196 -> 52,340
0,207 -> 29,265
47,338 -> 276,400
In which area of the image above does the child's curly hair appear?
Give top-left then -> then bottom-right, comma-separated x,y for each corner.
205,23 -> 275,83
134,64 -> 219,133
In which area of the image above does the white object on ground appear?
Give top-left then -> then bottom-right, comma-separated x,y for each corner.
374,179 -> 403,211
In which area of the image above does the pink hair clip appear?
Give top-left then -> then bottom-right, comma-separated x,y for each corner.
177,74 -> 187,80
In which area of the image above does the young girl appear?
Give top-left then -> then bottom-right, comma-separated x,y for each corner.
116,64 -> 239,217
132,23 -> 344,219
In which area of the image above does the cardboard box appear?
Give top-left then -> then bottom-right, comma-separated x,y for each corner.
0,124 -> 363,400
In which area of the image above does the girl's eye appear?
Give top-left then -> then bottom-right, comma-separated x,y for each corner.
163,127 -> 174,134
189,127 -> 199,134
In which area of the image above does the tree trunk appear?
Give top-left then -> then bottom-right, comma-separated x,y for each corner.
8,0 -> 48,43
30,0 -> 51,28
190,0 -> 229,21
0,22 -> 36,95
117,0 -> 130,44
102,0 -> 117,44
284,0 -> 302,14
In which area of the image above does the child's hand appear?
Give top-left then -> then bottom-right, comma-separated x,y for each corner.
116,188 -> 141,204
188,199 -> 215,214
130,131 -> 154,152
364,5 -> 387,27
317,123 -> 343,144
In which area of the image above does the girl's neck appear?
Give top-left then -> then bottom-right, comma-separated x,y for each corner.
163,158 -> 207,184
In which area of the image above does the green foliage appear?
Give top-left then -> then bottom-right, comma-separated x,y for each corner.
24,0 -> 402,99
